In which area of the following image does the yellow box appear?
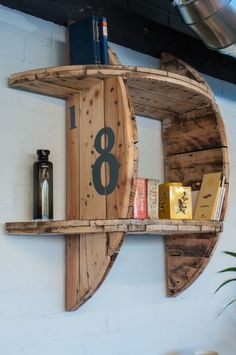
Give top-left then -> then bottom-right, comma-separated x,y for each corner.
159,183 -> 192,219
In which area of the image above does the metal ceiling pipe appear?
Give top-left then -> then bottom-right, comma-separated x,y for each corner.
170,0 -> 236,57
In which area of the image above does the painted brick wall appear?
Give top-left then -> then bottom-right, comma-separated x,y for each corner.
0,4 -> 236,355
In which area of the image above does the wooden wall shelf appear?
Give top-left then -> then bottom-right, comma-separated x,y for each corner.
7,48 -> 230,310
6,219 -> 223,236
9,63 -> 212,121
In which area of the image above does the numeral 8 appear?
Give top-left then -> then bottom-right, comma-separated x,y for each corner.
92,127 -> 119,195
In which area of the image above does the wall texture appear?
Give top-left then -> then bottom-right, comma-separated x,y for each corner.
0,4 -> 236,355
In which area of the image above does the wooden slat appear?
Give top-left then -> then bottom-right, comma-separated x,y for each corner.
167,256 -> 209,296
12,79 -> 79,98
9,65 -> 212,116
127,79 -> 210,110
164,147 -> 229,189
163,105 -> 227,155
166,232 -> 219,296
66,81 -> 109,311
5,219 -> 223,235
161,53 -> 229,298
133,103 -> 178,121
66,94 -> 81,310
108,47 -> 139,217
79,81 -> 108,305
104,77 -> 133,255
9,65 -> 212,99
65,49 -> 138,310
161,52 -> 212,94
166,234 -> 218,257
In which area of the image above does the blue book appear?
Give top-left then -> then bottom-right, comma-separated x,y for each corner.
99,17 -> 109,64
68,16 -> 101,65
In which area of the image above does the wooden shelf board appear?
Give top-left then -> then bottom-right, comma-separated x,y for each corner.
8,65 -> 213,120
5,219 -> 223,236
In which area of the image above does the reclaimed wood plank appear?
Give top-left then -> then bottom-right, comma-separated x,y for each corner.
9,65 -> 212,115
81,81 -> 108,309
166,232 -> 219,296
66,93 -> 81,310
104,76 -> 134,255
167,256 -> 209,296
164,147 -> 229,189
162,53 -> 229,298
163,106 -> 227,155
5,219 -> 223,235
161,52 -> 212,94
65,49 -> 138,310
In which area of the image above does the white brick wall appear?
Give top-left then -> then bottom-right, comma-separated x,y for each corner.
0,5 -> 236,355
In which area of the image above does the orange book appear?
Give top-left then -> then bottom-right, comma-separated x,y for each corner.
133,177 -> 147,219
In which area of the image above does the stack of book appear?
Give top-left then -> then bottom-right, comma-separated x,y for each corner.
68,16 -> 109,65
193,172 -> 225,220
133,177 -> 159,219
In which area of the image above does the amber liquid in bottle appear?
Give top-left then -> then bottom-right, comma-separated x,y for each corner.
33,149 -> 53,220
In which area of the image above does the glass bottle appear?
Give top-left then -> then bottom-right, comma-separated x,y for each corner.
33,149 -> 53,220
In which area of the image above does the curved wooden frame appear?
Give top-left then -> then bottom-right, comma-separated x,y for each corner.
160,53 -> 229,296
8,50 -> 229,309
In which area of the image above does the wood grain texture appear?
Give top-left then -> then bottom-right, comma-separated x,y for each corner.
106,47 -> 138,255
6,219 -> 223,235
7,49 -> 230,306
161,53 -> 230,297
8,64 -> 212,122
166,233 -> 219,296
163,105 -> 227,155
164,147 -> 229,189
65,49 -> 137,310
161,52 -> 212,93
66,94 -> 81,310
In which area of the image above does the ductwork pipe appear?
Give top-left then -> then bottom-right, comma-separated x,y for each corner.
170,0 -> 236,57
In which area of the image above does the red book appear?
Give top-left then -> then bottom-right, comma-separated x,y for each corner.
133,177 -> 147,219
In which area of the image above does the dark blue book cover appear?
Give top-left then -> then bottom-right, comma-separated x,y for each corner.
99,17 -> 109,64
68,16 -> 101,65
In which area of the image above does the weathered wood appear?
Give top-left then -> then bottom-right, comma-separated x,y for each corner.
66,81 -> 108,311
64,49 -> 138,310
162,54 -> 229,298
163,105 -> 227,155
66,94 -> 81,310
106,48 -> 138,255
7,50 -> 230,308
165,147 -> 229,189
8,64 -> 212,121
167,256 -> 209,296
104,77 -> 135,255
166,234 -> 218,257
161,52 -> 212,94
5,219 -> 223,235
166,232 -> 219,296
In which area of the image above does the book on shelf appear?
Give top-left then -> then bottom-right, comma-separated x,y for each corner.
147,178 -> 159,219
68,16 -> 109,65
159,182 -> 192,219
133,177 -> 147,219
193,172 -> 224,220
68,16 -> 101,65
191,190 -> 199,215
99,17 -> 109,64
213,175 -> 226,221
